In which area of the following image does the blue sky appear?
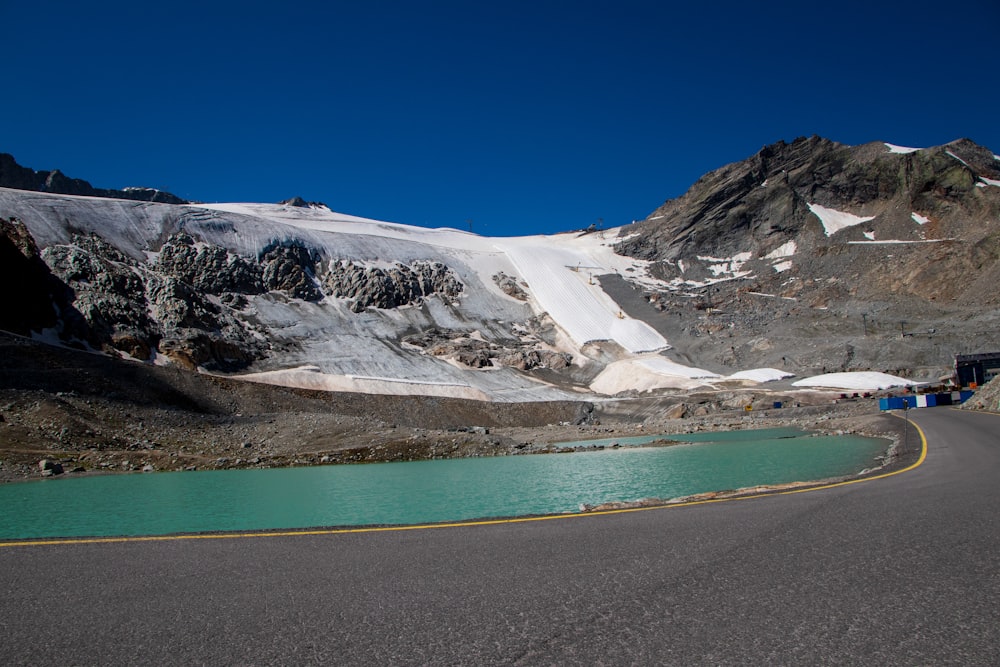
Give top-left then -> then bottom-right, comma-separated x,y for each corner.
3,1 -> 998,236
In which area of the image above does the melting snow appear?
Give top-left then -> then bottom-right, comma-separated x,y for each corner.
772,260 -> 793,273
885,143 -> 921,154
697,252 -> 753,279
911,212 -> 930,225
863,231 -> 875,240
981,177 -> 1000,187
807,203 -> 876,237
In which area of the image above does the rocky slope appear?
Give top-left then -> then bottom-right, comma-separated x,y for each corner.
0,153 -> 186,204
613,137 -> 1000,380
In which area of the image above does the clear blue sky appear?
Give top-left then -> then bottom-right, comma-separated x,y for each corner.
3,1 -> 998,236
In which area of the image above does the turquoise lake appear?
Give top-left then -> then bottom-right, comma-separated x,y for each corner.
0,427 -> 887,540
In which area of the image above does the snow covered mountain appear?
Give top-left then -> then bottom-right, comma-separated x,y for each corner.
1,137 -> 997,400
0,185 -> 685,401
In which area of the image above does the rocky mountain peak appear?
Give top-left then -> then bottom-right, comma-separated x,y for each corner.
609,136 -> 1000,379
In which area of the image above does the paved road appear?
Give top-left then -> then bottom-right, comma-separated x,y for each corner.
2,408 -> 998,665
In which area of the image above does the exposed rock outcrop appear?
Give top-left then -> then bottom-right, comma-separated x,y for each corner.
156,233 -> 264,295
260,241 -> 324,301
42,235 -> 158,357
402,328 -> 571,370
324,260 -> 463,312
40,232 -> 265,369
278,196 -> 329,209
492,272 -> 528,300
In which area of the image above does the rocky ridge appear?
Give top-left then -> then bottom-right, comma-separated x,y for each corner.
0,153 -> 187,204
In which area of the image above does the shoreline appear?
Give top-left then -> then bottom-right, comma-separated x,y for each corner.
1,402 -> 912,485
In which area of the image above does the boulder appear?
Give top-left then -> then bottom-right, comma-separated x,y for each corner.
38,459 -> 63,476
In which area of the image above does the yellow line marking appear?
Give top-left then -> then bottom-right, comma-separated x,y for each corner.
0,416 -> 929,549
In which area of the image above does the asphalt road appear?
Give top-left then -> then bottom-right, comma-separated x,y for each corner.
2,408 -> 998,665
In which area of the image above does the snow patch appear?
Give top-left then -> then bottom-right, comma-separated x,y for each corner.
697,252 -> 753,279
791,371 -> 918,391
911,212 -> 929,225
589,359 -> 716,395
885,143 -> 921,154
727,368 -> 794,383
980,177 -> 1000,187
863,231 -> 875,240
764,241 -> 796,259
807,203 -> 876,237
772,260 -> 793,273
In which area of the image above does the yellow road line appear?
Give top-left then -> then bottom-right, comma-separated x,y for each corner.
0,417 -> 928,549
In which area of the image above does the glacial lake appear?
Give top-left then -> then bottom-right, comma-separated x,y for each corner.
0,427 -> 887,540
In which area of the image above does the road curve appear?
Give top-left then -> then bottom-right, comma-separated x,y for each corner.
1,408 -> 998,665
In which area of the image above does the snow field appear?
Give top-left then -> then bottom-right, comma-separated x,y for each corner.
1,190 -> 927,400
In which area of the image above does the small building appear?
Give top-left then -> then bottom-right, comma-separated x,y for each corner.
954,352 -> 1000,388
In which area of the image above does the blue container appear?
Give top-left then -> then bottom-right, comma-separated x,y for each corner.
936,393 -> 953,406
879,397 -> 906,411
958,390 -> 974,404
773,401 -> 783,409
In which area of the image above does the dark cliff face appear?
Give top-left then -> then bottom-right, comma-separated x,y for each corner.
0,153 -> 187,204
